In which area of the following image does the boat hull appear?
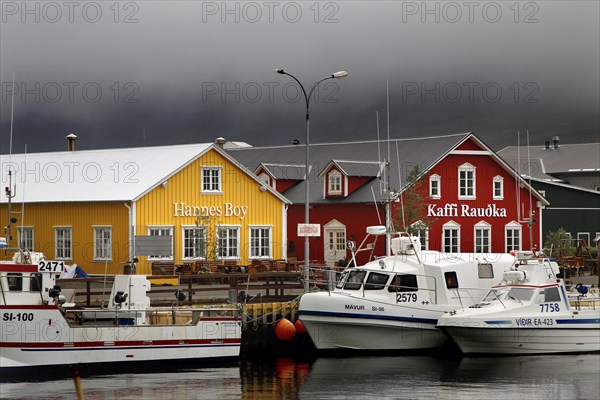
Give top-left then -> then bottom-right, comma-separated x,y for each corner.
439,325 -> 600,354
0,305 -> 241,370
298,292 -> 448,350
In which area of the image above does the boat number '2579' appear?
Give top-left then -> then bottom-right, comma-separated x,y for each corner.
396,293 -> 417,302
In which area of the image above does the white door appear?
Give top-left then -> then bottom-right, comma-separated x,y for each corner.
324,220 -> 346,267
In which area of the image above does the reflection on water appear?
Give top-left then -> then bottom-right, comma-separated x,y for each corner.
1,355 -> 599,400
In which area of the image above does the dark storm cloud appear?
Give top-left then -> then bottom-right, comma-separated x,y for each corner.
0,1 -> 598,154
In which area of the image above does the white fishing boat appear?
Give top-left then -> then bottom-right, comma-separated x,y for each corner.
297,226 -> 517,351
0,253 -> 242,372
436,251 -> 600,354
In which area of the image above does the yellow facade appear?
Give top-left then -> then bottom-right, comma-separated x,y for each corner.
0,202 -> 129,274
134,149 -> 286,275
1,146 -> 287,275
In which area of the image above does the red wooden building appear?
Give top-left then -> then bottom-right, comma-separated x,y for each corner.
228,132 -> 548,266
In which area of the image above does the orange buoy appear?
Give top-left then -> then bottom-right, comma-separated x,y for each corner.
294,319 -> 307,335
275,318 -> 296,341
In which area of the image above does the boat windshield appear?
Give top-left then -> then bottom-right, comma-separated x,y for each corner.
483,288 -> 509,302
343,270 -> 367,290
506,287 -> 535,302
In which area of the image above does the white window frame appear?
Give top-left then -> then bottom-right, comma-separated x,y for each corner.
217,225 -> 240,260
505,221 -> 522,253
577,232 -> 590,247
182,226 -> 207,260
458,163 -> 476,199
54,227 -> 72,261
429,174 -> 441,199
442,221 -> 460,253
147,226 -> 174,261
328,170 -> 342,195
474,221 -> 491,254
201,166 -> 222,193
17,226 -> 34,251
411,221 -> 429,250
258,172 -> 271,187
249,226 -> 272,259
492,176 -> 504,200
93,226 -> 112,261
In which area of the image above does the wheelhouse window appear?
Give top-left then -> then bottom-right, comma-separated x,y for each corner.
342,270 -> 367,290
55,227 -> 72,260
364,272 -> 390,290
30,273 -> 42,292
148,226 -> 173,260
474,221 -> 491,253
250,226 -> 272,259
429,174 -> 441,199
493,176 -> 504,199
93,226 -> 112,261
182,226 -> 206,259
6,273 -> 23,291
328,170 -> 342,195
458,163 -> 476,199
444,271 -> 459,289
478,263 -> 494,279
17,227 -> 34,251
388,274 -> 418,292
442,221 -> 460,253
201,166 -> 222,193
505,221 -> 521,252
218,226 -> 240,259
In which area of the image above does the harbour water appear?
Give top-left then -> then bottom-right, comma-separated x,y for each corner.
2,354 -> 599,399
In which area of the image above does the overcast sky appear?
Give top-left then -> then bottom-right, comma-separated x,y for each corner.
1,0 -> 598,154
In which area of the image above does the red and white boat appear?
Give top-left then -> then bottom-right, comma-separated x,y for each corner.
0,253 -> 241,373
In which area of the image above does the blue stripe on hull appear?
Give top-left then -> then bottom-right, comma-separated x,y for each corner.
298,310 -> 438,325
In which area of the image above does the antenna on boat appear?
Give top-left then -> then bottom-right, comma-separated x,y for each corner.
4,72 -> 17,253
395,140 -> 406,231
526,130 -> 534,251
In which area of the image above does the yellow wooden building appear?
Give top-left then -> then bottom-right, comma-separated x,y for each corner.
0,142 -> 290,275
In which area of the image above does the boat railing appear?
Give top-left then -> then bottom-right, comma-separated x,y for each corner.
62,305 -> 241,327
453,287 -> 502,309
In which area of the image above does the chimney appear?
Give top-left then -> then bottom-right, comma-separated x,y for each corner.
214,137 -> 226,149
552,136 -> 560,149
66,133 -> 78,151
544,141 -> 550,150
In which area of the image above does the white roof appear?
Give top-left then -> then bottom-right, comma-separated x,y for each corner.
0,143 -> 213,203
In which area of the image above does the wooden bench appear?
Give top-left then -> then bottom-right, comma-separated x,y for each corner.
152,261 -> 176,276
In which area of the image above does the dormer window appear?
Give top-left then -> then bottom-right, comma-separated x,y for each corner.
328,171 -> 342,195
429,174 -> 441,199
458,163 -> 476,199
258,172 -> 271,187
493,176 -> 504,200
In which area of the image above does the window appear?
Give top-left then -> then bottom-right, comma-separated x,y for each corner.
328,171 -> 342,195
148,226 -> 173,260
343,270 -> 366,290
442,221 -> 460,253
388,274 -> 418,292
478,263 -> 494,279
474,221 -> 491,253
411,221 -> 429,250
493,176 -> 504,199
218,226 -> 240,259
30,273 -> 42,291
535,287 -> 561,303
505,221 -> 521,252
7,273 -> 23,291
55,227 -> 72,260
93,227 -> 112,261
250,226 -> 272,259
17,227 -> 34,251
364,272 -> 390,290
201,166 -> 222,192
577,232 -> 590,247
444,272 -> 459,289
258,173 -> 271,187
429,174 -> 441,198
458,163 -> 476,199
182,226 -> 206,259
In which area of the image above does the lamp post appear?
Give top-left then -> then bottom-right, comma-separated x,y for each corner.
276,68 -> 348,291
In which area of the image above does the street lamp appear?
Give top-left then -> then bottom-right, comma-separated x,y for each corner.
275,68 -> 348,291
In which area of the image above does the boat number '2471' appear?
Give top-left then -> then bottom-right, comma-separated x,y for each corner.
396,293 -> 417,302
